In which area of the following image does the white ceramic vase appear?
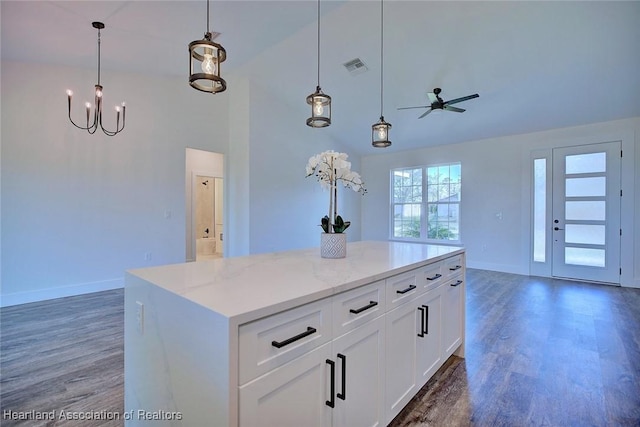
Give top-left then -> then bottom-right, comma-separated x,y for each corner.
320,233 -> 347,259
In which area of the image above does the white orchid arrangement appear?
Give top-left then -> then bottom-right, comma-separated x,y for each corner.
305,150 -> 367,233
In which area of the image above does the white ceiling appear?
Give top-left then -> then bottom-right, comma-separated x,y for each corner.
2,1 -> 640,156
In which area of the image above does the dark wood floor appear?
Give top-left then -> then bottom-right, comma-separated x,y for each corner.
1,270 -> 639,426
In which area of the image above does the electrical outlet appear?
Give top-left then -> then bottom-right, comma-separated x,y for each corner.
144,252 -> 152,261
136,301 -> 144,334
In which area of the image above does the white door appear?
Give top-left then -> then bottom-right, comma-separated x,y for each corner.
551,142 -> 621,284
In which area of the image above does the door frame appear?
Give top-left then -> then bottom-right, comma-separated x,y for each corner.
529,139 -> 629,285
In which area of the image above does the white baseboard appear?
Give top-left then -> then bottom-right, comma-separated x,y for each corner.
0,278 -> 123,307
466,261 -> 527,276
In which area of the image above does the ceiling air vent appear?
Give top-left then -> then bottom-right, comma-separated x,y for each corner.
343,58 -> 368,76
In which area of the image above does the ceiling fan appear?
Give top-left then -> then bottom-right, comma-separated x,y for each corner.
398,87 -> 479,118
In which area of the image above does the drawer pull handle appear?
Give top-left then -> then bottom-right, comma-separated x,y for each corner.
271,326 -> 317,348
427,273 -> 442,281
451,280 -> 463,287
326,359 -> 335,408
417,306 -> 425,338
337,353 -> 346,401
396,284 -> 416,295
349,301 -> 378,314
449,265 -> 462,271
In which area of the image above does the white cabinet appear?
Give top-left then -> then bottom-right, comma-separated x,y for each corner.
239,257 -> 465,427
384,285 -> 442,424
239,342 -> 333,427
239,281 -> 387,427
384,294 -> 419,422
415,288 -> 442,385
125,241 -> 465,427
442,275 -> 464,359
331,315 -> 386,427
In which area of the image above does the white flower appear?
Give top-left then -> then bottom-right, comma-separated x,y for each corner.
305,150 -> 367,233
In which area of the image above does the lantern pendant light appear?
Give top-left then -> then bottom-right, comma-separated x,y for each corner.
189,0 -> 227,93
66,22 -> 126,136
372,0 -> 391,147
306,0 -> 331,127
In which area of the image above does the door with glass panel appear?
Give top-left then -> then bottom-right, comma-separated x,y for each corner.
551,142 -> 621,283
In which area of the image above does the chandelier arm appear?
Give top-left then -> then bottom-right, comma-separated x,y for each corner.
67,101 -> 98,132
97,107 -> 125,136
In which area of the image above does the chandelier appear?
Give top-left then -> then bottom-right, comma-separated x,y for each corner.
66,22 -> 126,136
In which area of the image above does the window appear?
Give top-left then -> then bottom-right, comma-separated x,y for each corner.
391,163 -> 461,242
533,158 -> 546,262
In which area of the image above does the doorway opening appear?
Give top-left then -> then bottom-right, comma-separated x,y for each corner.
186,148 -> 224,262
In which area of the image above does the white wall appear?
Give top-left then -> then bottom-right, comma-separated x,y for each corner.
361,117 -> 639,288
0,61 -> 229,305
247,80 -> 362,254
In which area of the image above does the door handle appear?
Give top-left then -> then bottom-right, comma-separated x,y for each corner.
554,227 -> 564,231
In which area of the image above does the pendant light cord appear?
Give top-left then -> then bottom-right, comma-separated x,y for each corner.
317,0 -> 321,87
206,0 -> 210,34
380,0 -> 384,118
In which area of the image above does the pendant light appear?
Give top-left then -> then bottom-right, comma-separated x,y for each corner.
306,0 -> 331,127
189,0 -> 227,93
372,0 -> 391,148
66,22 -> 126,136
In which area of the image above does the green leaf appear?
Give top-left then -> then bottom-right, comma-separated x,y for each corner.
332,215 -> 351,233
320,216 -> 330,233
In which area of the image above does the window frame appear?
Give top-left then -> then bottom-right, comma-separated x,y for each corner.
390,162 -> 462,244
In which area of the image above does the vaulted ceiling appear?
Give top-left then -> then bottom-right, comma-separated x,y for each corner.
3,1 -> 639,155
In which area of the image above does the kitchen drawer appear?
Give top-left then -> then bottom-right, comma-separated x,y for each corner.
332,280 -> 385,337
420,261 -> 444,293
239,298 -> 332,385
386,269 -> 421,310
442,254 -> 464,277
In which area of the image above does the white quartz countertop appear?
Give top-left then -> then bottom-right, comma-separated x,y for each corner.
126,240 -> 464,325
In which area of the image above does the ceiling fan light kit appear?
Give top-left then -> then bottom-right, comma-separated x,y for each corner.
189,0 -> 227,94
66,22 -> 126,136
306,0 -> 331,127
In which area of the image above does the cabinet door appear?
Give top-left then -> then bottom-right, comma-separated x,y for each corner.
415,288 -> 442,386
331,316 -> 385,427
442,277 -> 464,359
384,300 -> 419,424
239,342 -> 332,427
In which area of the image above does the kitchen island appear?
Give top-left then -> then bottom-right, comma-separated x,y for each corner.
125,240 -> 465,426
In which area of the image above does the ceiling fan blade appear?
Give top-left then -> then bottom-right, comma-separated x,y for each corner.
427,92 -> 438,103
444,93 -> 479,106
418,109 -> 433,119
444,105 -> 466,113
397,105 -> 430,110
